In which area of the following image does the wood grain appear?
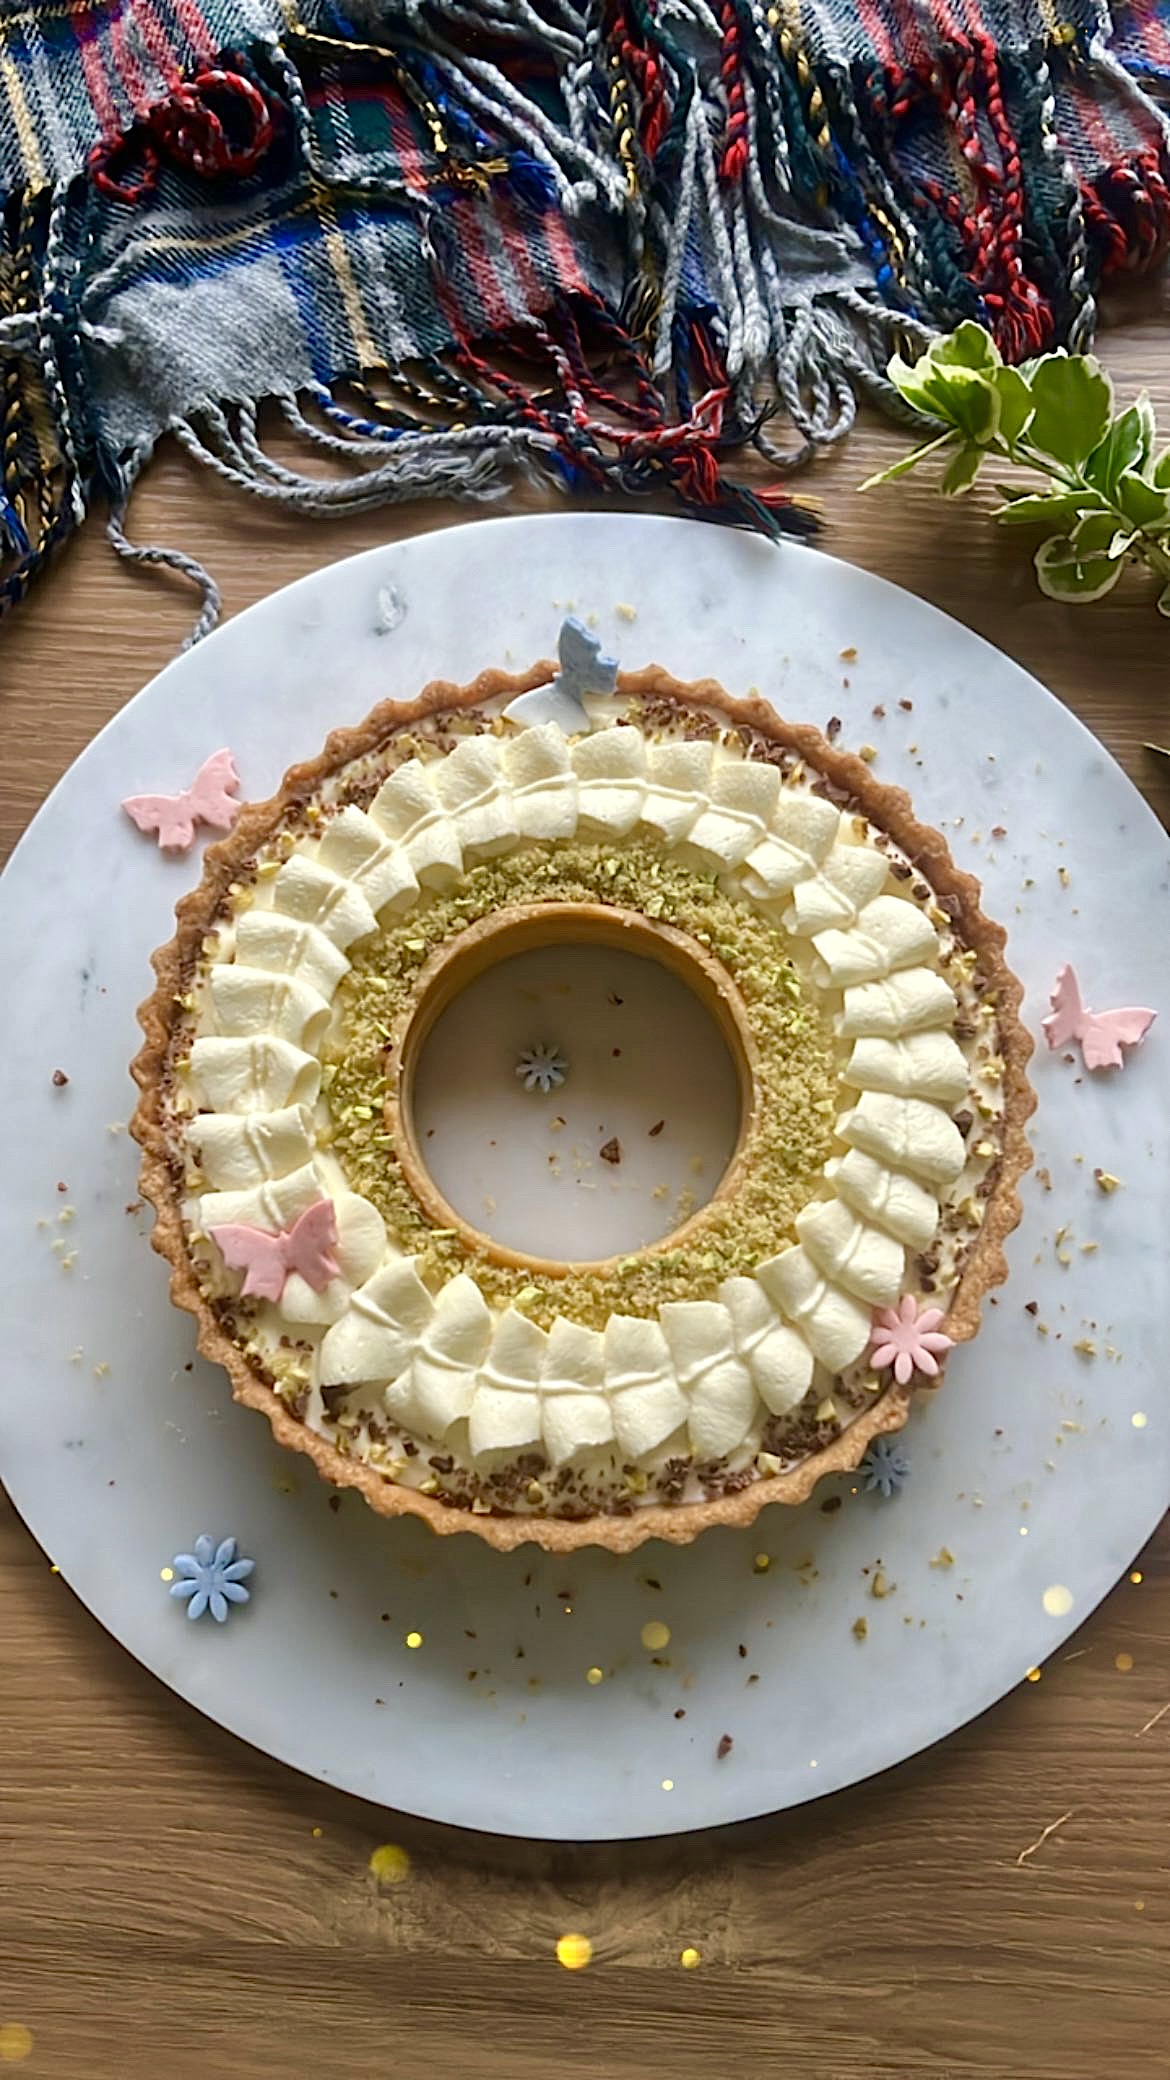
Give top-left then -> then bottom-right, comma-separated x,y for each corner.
1,283 -> 1167,2079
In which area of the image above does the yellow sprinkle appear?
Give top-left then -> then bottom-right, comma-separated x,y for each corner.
929,1547 -> 955,1570
160,1567 -> 175,1583
1095,1170 -> 1122,1194
870,1570 -> 893,1599
1058,865 -> 1070,887
1043,1584 -> 1074,1617
556,1932 -> 592,1971
752,1553 -> 771,1574
369,1843 -> 411,1885
1026,1666 -> 1042,1683
615,601 -> 638,621
312,1826 -> 323,1838
858,743 -> 877,763
1115,1652 -> 1134,1673
0,2024 -> 33,2063
1130,1571 -> 1143,1584
405,1630 -> 424,1649
679,1946 -> 702,1969
1132,1412 -> 1148,1429
49,1564 -> 60,1576
585,1667 -> 604,1685
661,1778 -> 674,1791
640,1620 -> 671,1652
852,1617 -> 868,1642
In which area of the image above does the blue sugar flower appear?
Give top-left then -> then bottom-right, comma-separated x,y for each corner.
169,1534 -> 255,1623
860,1437 -> 911,1499
516,1043 -> 567,1093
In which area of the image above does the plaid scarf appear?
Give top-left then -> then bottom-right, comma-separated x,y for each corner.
1,0 -> 1167,636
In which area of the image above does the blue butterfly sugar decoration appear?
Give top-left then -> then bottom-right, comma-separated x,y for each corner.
504,616 -> 619,731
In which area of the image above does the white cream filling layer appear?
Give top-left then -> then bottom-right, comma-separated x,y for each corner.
178,716 -> 989,1478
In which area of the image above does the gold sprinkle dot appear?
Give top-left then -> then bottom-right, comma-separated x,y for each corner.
1132,1412 -> 1148,1429
1130,1571 -> 1144,1584
661,1778 -> 674,1791
585,1667 -> 604,1685
405,1630 -> 423,1649
1026,1667 -> 1042,1683
0,2025 -> 33,2064
1043,1584 -> 1074,1617
1115,1651 -> 1134,1673
369,1843 -> 411,1885
311,1826 -> 323,1839
641,1620 -> 671,1652
753,1552 -> 771,1573
556,1932 -> 592,1971
679,1947 -> 702,1970
1135,1899 -> 1145,1912
160,1567 -> 175,1582
49,1563 -> 60,1575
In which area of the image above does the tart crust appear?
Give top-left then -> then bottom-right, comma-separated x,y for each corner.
130,660 -> 1035,1552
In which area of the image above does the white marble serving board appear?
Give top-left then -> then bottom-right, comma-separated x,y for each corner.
0,513 -> 1166,1841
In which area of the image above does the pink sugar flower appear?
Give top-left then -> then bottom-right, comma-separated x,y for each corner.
870,1294 -> 954,1386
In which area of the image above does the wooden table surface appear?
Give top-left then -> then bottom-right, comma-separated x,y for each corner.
2,286 -> 1167,2080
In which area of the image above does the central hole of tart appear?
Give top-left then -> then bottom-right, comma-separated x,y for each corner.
391,904 -> 756,1271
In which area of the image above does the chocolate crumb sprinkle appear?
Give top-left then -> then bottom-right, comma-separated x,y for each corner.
716,1734 -> 734,1760
648,1119 -> 665,1137
51,1069 -> 69,1088
600,1137 -> 622,1165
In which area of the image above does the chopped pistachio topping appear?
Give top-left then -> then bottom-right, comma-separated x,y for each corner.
327,839 -> 839,1328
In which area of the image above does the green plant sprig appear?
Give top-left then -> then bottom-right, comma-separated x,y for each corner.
862,322 -> 1170,610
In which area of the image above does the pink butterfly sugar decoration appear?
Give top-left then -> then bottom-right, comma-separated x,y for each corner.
208,1199 -> 341,1304
1042,963 -> 1155,1073
122,748 -> 241,852
870,1294 -> 954,1387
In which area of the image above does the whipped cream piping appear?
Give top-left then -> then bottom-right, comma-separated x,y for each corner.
179,714 -> 993,1480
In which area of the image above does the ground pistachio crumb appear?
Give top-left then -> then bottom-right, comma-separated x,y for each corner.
327,838 -> 838,1328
